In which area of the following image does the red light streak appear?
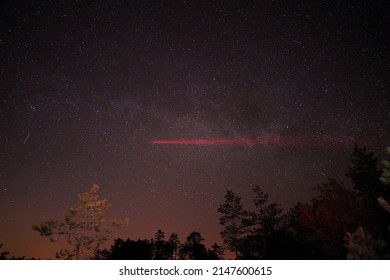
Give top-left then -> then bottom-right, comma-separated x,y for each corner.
151,136 -> 350,147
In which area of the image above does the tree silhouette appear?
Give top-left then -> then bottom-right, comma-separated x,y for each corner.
345,145 -> 389,244
91,230 -> 219,260
32,184 -> 128,259
0,244 -> 9,260
150,229 -> 180,260
376,146 -> 390,257
179,232 -> 211,260
207,243 -> 224,260
218,190 -> 246,258
279,204 -> 317,259
243,186 -> 283,259
99,238 -> 153,260
91,248 -> 112,260
152,229 -> 166,260
167,233 -> 181,260
346,144 -> 384,201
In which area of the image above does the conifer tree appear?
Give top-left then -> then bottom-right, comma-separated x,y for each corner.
218,190 -> 246,258
346,144 -> 383,200
33,184 -> 128,259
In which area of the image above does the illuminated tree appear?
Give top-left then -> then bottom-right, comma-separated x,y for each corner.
344,227 -> 385,259
297,179 -> 361,258
32,184 -> 128,259
379,147 -> 390,214
342,146 -> 390,259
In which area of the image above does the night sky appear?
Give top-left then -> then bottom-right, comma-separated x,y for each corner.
1,0 -> 389,259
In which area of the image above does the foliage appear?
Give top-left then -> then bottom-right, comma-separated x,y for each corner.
32,184 -> 128,259
218,186 -> 285,259
378,197 -> 390,214
0,244 -> 31,260
380,147 -> 390,186
345,144 -> 384,200
167,233 -> 181,260
379,147 -> 390,214
344,227 -> 385,259
152,229 -> 180,260
240,186 -> 283,259
208,243 -> 224,260
217,190 -> 247,258
92,230 -> 221,260
179,232 -> 223,260
297,179 -> 361,259
98,238 -> 153,260
0,244 -> 9,260
377,146 -> 390,256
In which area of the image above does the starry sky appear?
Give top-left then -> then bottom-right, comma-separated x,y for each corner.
0,0 -> 389,259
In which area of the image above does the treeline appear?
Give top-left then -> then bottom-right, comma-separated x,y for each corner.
0,244 -> 38,260
93,230 -> 223,260
2,144 -> 389,260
